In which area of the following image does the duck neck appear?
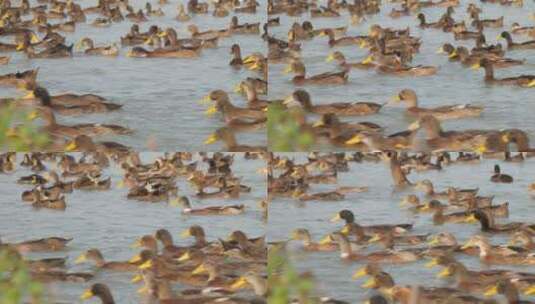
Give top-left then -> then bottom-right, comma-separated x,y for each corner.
483,64 -> 494,81
504,35 -> 513,48
422,119 -> 442,139
503,282 -> 520,303
390,156 -> 410,186
39,107 -> 57,126
244,85 -> 257,102
337,236 -> 353,258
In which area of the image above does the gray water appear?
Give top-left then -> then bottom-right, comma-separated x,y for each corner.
268,153 -> 535,302
268,1 -> 535,149
0,1 -> 266,151
0,152 -> 266,303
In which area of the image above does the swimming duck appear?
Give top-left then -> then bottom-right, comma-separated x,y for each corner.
331,209 -> 413,236
283,90 -> 382,116
290,228 -> 339,252
73,172 -> 111,190
126,45 -> 201,58
490,164 -> 513,183
0,69 -> 39,88
484,280 -> 534,304
204,127 -> 266,152
390,89 -> 482,120
462,235 -> 535,265
65,135 -> 130,154
1,236 -> 72,252
326,51 -> 376,70
75,248 -> 139,271
75,38 -> 118,56
24,86 -> 122,115
472,58 -> 535,87
466,210 -> 535,234
329,232 -> 420,263
203,90 -> 265,122
498,31 -> 535,50
173,196 -> 245,215
35,106 -> 132,138
80,283 -> 115,303
283,60 -> 348,85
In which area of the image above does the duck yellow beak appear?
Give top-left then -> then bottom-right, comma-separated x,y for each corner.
138,259 -> 152,270
464,214 -> 478,224
399,198 -> 409,206
22,91 -> 35,99
126,50 -> 134,57
448,50 -> 457,58
470,63 -> 481,70
129,254 -> 142,263
427,237 -> 440,247
419,203 -> 430,211
26,110 -> 39,121
484,285 -> 498,297
30,33 -> 39,44
177,251 -> 190,262
361,55 -> 373,64
326,53 -> 335,62
191,263 -> 206,275
242,55 -> 255,65
318,235 -> 332,245
143,38 -> 152,45
137,285 -> 149,294
330,213 -> 341,223
65,141 -> 77,151
436,267 -> 451,278
359,40 -> 368,49
249,63 -> 261,70
80,289 -> 93,300
199,94 -> 211,104
408,121 -> 420,131
131,273 -> 143,283
367,234 -> 381,243
157,31 -> 167,38
204,133 -> 218,145
312,120 -> 325,128
340,225 -> 351,235
75,41 -> 83,51
460,239 -> 475,250
474,144 -> 487,154
74,254 -> 87,264
282,65 -> 293,74
233,84 -> 243,93
352,267 -> 367,279
180,229 -> 191,238
361,277 -> 376,289
436,47 -> 444,54
205,105 -> 218,116
230,276 -> 248,289
524,285 -> 535,296
527,80 -> 535,87
345,134 -> 362,145
496,34 -> 502,40
425,258 -> 438,268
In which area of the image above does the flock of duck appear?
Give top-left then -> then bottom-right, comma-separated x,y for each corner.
268,151 -> 535,303
0,0 -> 266,150
0,151 -> 267,303
266,0 -> 535,151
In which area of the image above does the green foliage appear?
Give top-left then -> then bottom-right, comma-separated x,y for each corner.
0,104 -> 48,150
268,246 -> 317,304
267,103 -> 313,151
0,249 -> 44,304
